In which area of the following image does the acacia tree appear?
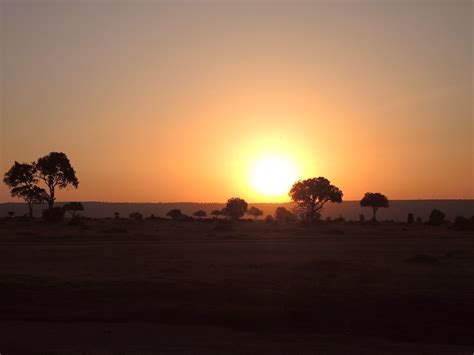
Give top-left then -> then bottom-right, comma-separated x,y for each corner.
289,177 -> 343,223
35,152 -> 79,209
247,206 -> 263,220
223,197 -> 248,220
360,192 -> 389,221
3,162 -> 47,218
62,202 -> 84,218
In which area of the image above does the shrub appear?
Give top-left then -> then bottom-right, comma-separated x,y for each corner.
407,213 -> 414,224
265,215 -> 275,224
129,212 -> 143,221
193,210 -> 207,218
166,209 -> 182,220
275,207 -> 297,224
428,209 -> 446,226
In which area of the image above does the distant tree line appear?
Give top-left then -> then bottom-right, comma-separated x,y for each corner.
4,155 -> 472,229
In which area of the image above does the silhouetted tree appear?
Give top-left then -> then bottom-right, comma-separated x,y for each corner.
62,202 -> 84,218
416,216 -> 422,224
265,215 -> 275,224
289,177 -> 343,223
129,212 -> 143,221
275,206 -> 297,224
193,210 -> 207,218
211,210 -> 222,218
223,197 -> 248,220
167,209 -> 182,220
247,207 -> 263,220
428,209 -> 445,226
407,213 -> 414,225
3,162 -> 48,218
359,214 -> 366,223
36,152 -> 79,209
114,212 -> 120,220
360,192 -> 389,222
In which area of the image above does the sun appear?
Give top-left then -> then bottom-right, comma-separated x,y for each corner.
249,155 -> 299,197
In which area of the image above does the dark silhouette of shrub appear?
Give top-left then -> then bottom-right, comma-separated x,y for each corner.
62,202 -> 84,218
247,207 -> 263,220
265,215 -> 275,224
193,210 -> 207,218
211,210 -> 222,218
129,212 -> 143,221
167,209 -> 182,220
114,212 -> 120,220
359,214 -> 365,223
223,197 -> 248,220
453,216 -> 473,231
416,216 -> 422,224
407,213 -> 414,224
289,177 -> 342,223
36,152 -> 79,209
7,211 -> 14,218
334,215 -> 345,223
275,206 -> 297,224
428,209 -> 446,225
42,207 -> 64,223
360,192 -> 389,222
3,162 -> 47,218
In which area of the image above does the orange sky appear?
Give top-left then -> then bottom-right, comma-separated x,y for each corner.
1,1 -> 472,203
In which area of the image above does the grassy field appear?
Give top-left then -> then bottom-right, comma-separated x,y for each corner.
1,218 -> 473,354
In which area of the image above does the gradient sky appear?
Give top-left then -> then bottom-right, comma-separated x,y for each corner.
1,0 -> 472,203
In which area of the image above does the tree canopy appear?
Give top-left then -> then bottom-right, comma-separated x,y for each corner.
247,206 -> 263,220
3,162 -> 48,217
360,192 -> 389,221
36,152 -> 79,209
62,202 -> 84,217
223,197 -> 248,220
289,177 -> 343,223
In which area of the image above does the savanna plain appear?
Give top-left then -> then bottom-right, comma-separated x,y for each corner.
1,218 -> 473,354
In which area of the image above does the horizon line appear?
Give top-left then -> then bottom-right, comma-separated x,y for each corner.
1,198 -> 473,205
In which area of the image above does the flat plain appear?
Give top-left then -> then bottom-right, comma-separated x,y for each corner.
1,218 -> 473,354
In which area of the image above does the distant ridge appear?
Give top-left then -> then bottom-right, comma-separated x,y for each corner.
1,200 -> 472,221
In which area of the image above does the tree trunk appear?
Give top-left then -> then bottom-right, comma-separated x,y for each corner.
28,203 -> 33,218
372,207 -> 378,222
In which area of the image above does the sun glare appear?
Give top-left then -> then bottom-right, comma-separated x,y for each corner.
249,155 -> 299,198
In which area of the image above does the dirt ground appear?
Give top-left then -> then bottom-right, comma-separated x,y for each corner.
1,218 -> 473,354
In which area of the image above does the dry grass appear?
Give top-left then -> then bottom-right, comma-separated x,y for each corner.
0,218 -> 473,354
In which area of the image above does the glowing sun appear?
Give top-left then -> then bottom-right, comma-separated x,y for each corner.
249,155 -> 299,196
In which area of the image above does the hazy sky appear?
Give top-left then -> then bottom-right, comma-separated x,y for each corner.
1,0 -> 472,203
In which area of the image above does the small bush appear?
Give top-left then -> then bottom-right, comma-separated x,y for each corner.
129,212 -> 143,221
428,209 -> 446,226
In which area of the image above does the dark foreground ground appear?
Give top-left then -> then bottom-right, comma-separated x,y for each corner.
1,218 -> 473,354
